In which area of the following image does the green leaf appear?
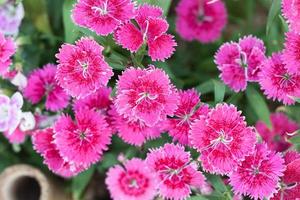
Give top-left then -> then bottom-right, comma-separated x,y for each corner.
187,196 -> 209,200
72,166 -> 95,200
279,15 -> 289,32
246,85 -> 271,127
213,80 -> 225,103
136,0 -> 172,15
290,135 -> 300,145
266,0 -> 281,35
63,0 -> 80,43
196,80 -> 214,95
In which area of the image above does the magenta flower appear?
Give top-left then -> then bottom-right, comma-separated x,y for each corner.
73,86 -> 112,112
214,35 -> 266,92
271,151 -> 300,200
55,37 -> 113,99
256,112 -> 298,152
53,109 -> 112,168
146,143 -> 206,200
190,103 -> 257,175
114,4 -> 177,61
0,32 -> 16,76
282,31 -> 300,74
230,143 -> 285,200
108,106 -> 162,146
176,0 -> 227,43
24,64 -> 70,111
282,0 -> 300,33
72,0 -> 135,36
115,66 -> 179,127
32,128 -> 84,178
164,89 -> 210,145
0,92 -> 23,134
0,1 -> 24,35
3,126 -> 27,144
259,52 -> 300,105
105,158 -> 157,200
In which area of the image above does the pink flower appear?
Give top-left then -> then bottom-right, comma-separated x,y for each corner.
259,52 -> 300,105
114,4 -> 177,61
282,31 -> 300,74
115,66 -> 179,127
164,89 -> 210,145
190,103 -> 257,175
24,64 -> 70,111
53,109 -> 112,168
256,112 -> 298,152
215,35 -> 266,92
0,92 -> 23,134
0,33 -> 16,76
272,151 -> 300,200
105,158 -> 157,200
0,1 -> 24,35
282,0 -> 300,33
230,143 -> 285,200
56,37 -> 113,99
73,86 -> 112,112
3,126 -> 27,144
175,0 -> 227,43
32,128 -> 84,178
108,106 -> 162,146
146,143 -> 206,200
72,0 -> 135,36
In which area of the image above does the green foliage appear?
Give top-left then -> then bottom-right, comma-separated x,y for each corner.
72,166 -> 96,200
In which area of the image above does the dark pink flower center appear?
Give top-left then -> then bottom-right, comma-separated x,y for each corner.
155,157 -> 192,189
118,170 -> 149,196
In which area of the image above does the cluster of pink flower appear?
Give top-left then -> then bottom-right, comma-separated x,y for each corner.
215,0 -> 300,105
1,0 -> 300,199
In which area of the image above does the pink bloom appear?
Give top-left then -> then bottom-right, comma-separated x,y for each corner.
53,109 -> 112,168
108,106 -> 162,146
215,35 -> 266,92
0,33 -> 16,76
115,66 -> 179,126
72,0 -> 135,36
32,128 -> 84,178
259,52 -> 300,105
190,103 -> 257,175
0,1 -> 24,35
3,126 -> 27,144
164,89 -> 210,145
146,143 -> 206,200
282,0 -> 300,33
282,31 -> 300,74
24,64 -> 70,111
0,92 -> 23,134
256,112 -> 298,152
105,158 -> 157,200
230,143 -> 285,200
176,0 -> 227,43
56,37 -> 113,99
114,4 -> 177,61
272,151 -> 300,200
73,86 -> 112,112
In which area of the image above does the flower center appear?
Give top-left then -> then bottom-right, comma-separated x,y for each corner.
92,1 -> 108,15
252,167 -> 260,175
77,60 -> 89,78
135,92 -> 158,104
79,132 -> 87,140
197,1 -> 213,22
119,171 -> 148,196
275,73 -> 296,88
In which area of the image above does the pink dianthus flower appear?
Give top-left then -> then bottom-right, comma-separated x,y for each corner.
24,64 -> 70,111
114,4 -> 177,61
259,52 -> 300,105
55,37 -> 113,99
215,35 -> 266,92
0,32 -> 15,76
230,143 -> 285,200
190,103 -> 257,175
72,0 -> 135,36
282,0 -> 300,33
164,89 -> 210,145
32,128 -> 84,178
176,0 -> 227,43
255,112 -> 298,152
53,109 -> 112,168
115,66 -> 179,127
146,143 -> 206,200
282,31 -> 300,74
105,158 -> 157,200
